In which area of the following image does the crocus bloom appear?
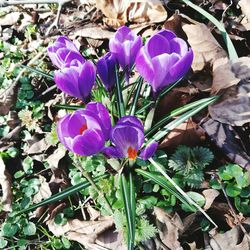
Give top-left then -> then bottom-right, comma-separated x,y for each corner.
47,36 -> 85,69
96,52 -> 117,92
109,26 -> 142,71
136,29 -> 193,95
57,102 -> 111,156
54,60 -> 96,102
103,116 -> 158,161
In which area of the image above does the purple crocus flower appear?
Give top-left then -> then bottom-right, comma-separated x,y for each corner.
54,60 -> 96,102
47,36 -> 85,69
109,26 -> 142,71
103,116 -> 158,161
96,52 -> 117,92
57,102 -> 111,156
136,29 -> 193,95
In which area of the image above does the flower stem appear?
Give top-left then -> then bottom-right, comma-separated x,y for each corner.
74,158 -> 113,215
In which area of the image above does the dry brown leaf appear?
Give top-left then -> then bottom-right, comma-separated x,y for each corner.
33,176 -> 52,204
96,0 -> 167,28
0,157 -> 12,212
209,57 -> 250,126
154,207 -> 184,250
26,138 -> 49,155
0,84 -> 18,115
47,216 -> 114,248
46,146 -> 66,168
202,189 -> 220,210
209,226 -> 250,250
239,0 -> 250,20
0,12 -> 20,26
159,120 -> 205,149
182,23 -> 227,71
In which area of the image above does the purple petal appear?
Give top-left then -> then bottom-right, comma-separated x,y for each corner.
111,124 -> 144,157
54,67 -> 81,99
56,36 -> 79,52
146,33 -> 171,58
85,102 -> 111,140
130,36 -> 143,67
135,47 -> 154,84
114,26 -> 132,42
169,49 -> 193,83
170,38 -> 188,56
151,53 -> 180,92
157,29 -> 176,41
78,61 -> 96,100
72,129 -> 105,156
139,141 -> 158,160
117,116 -> 144,132
56,114 -> 72,149
102,146 -> 124,158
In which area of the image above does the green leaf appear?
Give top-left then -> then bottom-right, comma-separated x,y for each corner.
61,237 -> 71,249
240,186 -> 250,198
181,0 -> 238,60
17,239 -> 27,247
139,196 -> 158,209
115,65 -> 125,118
19,64 -> 54,80
129,76 -> 143,115
0,238 -> 7,249
120,173 -> 135,250
54,213 -> 67,226
234,197 -> 250,215
181,192 -> 205,212
17,174 -> 108,215
54,104 -> 84,110
22,156 -> 33,174
23,222 -> 36,236
226,183 -> 241,197
146,96 -> 218,137
148,97 -> 218,143
2,222 -> 18,237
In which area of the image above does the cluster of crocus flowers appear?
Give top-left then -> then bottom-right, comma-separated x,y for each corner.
57,104 -> 158,161
47,36 -> 96,102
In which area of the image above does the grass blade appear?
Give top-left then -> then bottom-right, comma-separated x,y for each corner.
115,66 -> 125,118
17,173 -> 108,215
146,96 -> 219,137
120,173 -> 135,250
19,64 -> 54,80
136,169 -> 194,210
148,158 -> 218,228
148,96 -> 217,143
129,76 -> 143,116
54,104 -> 84,110
181,0 -> 238,60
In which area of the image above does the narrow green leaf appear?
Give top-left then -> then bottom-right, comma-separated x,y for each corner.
129,172 -> 136,244
54,104 -> 84,110
146,96 -> 219,137
136,169 -> 194,210
19,65 -> 54,80
129,77 -> 143,115
17,174 -> 108,215
148,97 -> 217,143
181,0 -> 238,60
115,66 -> 125,118
120,174 -> 135,250
159,78 -> 183,98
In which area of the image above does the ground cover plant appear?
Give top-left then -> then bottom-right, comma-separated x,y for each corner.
0,0 -> 250,249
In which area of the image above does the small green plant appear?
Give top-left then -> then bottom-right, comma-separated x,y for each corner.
169,145 -> 214,188
210,164 -> 250,215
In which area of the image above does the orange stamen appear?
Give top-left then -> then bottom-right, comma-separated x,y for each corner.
127,147 -> 137,160
79,124 -> 88,134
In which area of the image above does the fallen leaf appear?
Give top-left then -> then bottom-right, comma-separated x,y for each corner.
154,207 -> 184,250
183,23 -> 227,71
33,176 -> 52,204
47,216 -> 114,248
96,229 -> 126,250
0,157 -> 12,212
201,118 -> 250,168
239,0 -> 250,20
0,12 -> 20,26
26,138 -> 49,155
46,145 -> 66,168
209,226 -> 250,250
208,56 -> 250,126
159,119 -> 205,149
96,0 -> 167,28
202,189 -> 220,210
0,84 -> 18,115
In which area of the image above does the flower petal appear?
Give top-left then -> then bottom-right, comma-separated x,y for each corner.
102,146 -> 124,158
72,129 -> 105,156
170,38 -> 188,56
117,116 -> 144,132
139,141 -> 158,160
